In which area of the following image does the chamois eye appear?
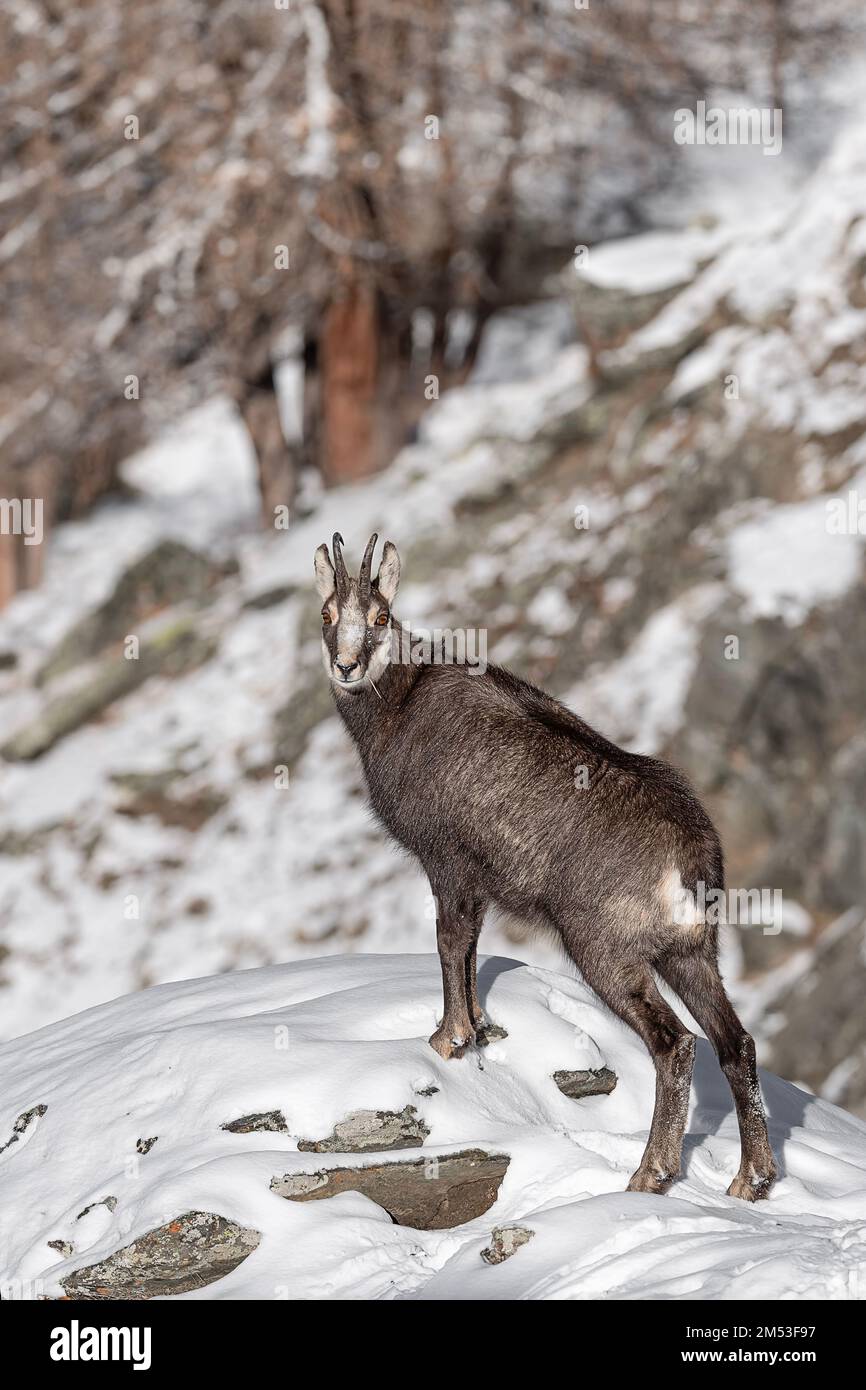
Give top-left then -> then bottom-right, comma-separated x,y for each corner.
322,610 -> 332,625
375,611 -> 389,626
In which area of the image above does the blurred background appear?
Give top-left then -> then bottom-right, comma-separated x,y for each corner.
2,1 -> 866,1116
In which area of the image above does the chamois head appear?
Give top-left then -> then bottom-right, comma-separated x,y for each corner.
314,532 -> 401,689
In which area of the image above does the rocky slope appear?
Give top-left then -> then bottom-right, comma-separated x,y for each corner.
0,105 -> 865,1118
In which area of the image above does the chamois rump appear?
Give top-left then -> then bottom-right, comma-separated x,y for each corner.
313,531 -> 778,1200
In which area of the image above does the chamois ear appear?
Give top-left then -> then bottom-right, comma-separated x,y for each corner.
377,541 -> 401,603
314,543 -> 336,600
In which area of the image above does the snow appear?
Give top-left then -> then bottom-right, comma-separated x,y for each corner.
610,106 -> 866,450
565,585 -> 725,754
469,301 -> 577,385
2,954 -> 865,1301
419,343 -> 590,455
577,225 -> 733,295
526,585 -> 574,635
666,324 -> 751,402
726,494 -> 865,623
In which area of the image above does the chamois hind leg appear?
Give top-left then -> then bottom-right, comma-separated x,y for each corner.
464,925 -> 508,1045
574,952 -> 696,1194
429,894 -> 486,1059
657,946 -> 777,1201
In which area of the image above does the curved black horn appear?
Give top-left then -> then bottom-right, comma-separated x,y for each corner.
359,532 -> 378,599
332,532 -> 349,596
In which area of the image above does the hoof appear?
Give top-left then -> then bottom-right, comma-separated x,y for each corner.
727,1169 -> 776,1202
627,1166 -> 675,1195
428,1025 -> 473,1059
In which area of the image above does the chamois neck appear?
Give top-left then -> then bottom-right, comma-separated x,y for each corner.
331,636 -> 424,747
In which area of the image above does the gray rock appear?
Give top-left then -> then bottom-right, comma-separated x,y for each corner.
553,1067 -> 618,1099
764,913 -> 866,1119
0,1103 -> 47,1156
1,618 -> 218,762
566,274 -> 689,345
477,1023 -> 508,1043
116,786 -> 227,831
272,1148 -> 509,1229
297,1104 -> 430,1153
110,768 -> 189,796
272,672 -> 334,773
38,539 -> 235,686
667,580 -> 866,975
481,1224 -> 534,1265
222,1110 -> 289,1135
61,1211 -> 261,1300
242,583 -> 296,611
819,735 -> 866,912
77,1197 -> 118,1220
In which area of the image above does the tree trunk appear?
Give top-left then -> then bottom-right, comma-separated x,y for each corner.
237,381 -> 297,528
318,278 -> 408,484
0,530 -> 17,611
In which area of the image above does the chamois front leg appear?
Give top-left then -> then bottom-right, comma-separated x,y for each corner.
465,927 -> 508,1044
429,897 -> 484,1059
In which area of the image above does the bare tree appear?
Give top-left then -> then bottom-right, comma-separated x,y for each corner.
0,0 -> 861,597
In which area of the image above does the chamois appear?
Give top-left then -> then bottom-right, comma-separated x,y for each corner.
313,532 -> 778,1200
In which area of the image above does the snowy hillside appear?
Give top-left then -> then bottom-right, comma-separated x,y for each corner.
0,91 -> 866,1123
1,954 -> 865,1301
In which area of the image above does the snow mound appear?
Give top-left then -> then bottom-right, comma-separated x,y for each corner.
2,954 -> 865,1301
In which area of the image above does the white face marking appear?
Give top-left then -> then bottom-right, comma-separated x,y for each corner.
367,630 -> 394,682
336,594 -> 366,667
322,583 -> 395,690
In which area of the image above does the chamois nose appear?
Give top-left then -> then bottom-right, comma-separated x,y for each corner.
336,660 -> 359,679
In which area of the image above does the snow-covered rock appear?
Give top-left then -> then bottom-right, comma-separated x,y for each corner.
2,954 -> 866,1301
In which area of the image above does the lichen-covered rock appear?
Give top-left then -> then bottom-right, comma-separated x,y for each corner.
77,1197 -> 117,1220
481,1224 -> 534,1265
0,1104 -> 47,1156
222,1110 -> 289,1135
272,1148 -> 509,1229
242,583 -> 296,612
297,1104 -> 430,1153
553,1067 -> 617,1099
1,619 -> 218,761
116,786 -> 227,831
38,540 -> 236,686
272,673 -> 334,773
61,1211 -> 261,1300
